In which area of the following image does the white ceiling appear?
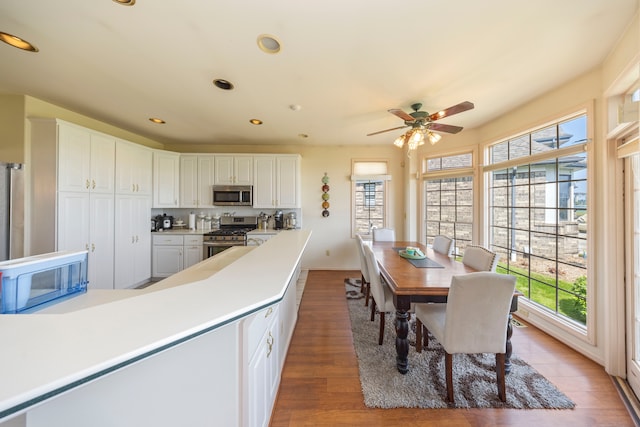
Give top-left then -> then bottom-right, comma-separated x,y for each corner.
0,0 -> 637,147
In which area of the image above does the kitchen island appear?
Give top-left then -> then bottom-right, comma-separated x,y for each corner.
0,229 -> 311,427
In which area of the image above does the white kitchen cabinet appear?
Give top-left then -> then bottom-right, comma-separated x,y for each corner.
253,155 -> 301,209
152,234 -> 204,278
180,155 -> 215,208
183,234 -> 204,269
30,119 -> 116,290
57,124 -> 115,194
243,304 -> 279,427
153,150 -> 180,208
214,155 -> 253,185
115,140 -> 153,196
114,195 -> 151,289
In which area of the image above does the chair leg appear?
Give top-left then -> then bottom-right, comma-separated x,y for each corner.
378,312 -> 385,345
415,318 -> 423,353
496,353 -> 506,402
445,352 -> 454,403
364,281 -> 370,307
370,299 -> 376,321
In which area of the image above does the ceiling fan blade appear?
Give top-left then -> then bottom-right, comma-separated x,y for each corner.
429,123 -> 463,134
366,125 -> 408,136
429,101 -> 474,121
388,108 -> 415,122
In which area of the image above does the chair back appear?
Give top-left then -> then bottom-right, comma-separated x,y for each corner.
462,245 -> 499,271
363,244 -> 387,308
355,234 -> 370,283
432,235 -> 453,255
372,228 -> 396,242
442,272 -> 516,354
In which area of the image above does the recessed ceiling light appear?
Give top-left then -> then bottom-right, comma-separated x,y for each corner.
298,133 -> 309,139
112,0 -> 136,5
257,34 -> 281,54
249,119 -> 263,125
213,79 -> 234,90
149,118 -> 165,124
0,32 -> 38,52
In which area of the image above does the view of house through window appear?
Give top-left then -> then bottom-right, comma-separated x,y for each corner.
352,161 -> 389,236
487,113 -> 588,327
424,152 -> 473,254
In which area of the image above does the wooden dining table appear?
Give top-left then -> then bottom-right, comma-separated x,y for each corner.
370,240 -> 519,374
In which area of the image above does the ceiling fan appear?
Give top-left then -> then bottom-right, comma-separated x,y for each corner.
368,101 -> 474,150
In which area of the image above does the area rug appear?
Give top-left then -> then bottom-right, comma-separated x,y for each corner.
344,278 -> 575,409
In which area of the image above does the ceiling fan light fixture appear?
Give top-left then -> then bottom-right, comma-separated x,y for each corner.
393,134 -> 406,147
428,131 -> 441,145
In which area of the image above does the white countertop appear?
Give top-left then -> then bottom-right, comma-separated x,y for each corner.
0,230 -> 311,420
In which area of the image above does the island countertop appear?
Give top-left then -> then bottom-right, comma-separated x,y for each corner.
0,229 -> 311,421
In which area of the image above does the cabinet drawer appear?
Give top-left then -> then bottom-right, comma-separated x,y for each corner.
245,304 -> 279,359
184,235 -> 203,245
152,234 -> 184,245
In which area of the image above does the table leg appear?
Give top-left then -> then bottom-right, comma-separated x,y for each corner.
395,308 -> 410,374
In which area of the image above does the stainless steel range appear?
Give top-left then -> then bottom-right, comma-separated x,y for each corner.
202,216 -> 257,259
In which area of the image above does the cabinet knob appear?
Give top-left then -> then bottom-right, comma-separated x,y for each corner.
132,184 -> 136,192
91,243 -> 95,252
131,236 -> 135,243
86,179 -> 90,189
265,306 -> 273,318
92,180 -> 96,189
136,184 -> 139,192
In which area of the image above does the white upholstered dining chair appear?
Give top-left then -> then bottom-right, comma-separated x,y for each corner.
462,245 -> 499,271
432,235 -> 453,256
414,272 -> 516,402
363,244 -> 396,345
355,234 -> 371,306
372,228 -> 396,242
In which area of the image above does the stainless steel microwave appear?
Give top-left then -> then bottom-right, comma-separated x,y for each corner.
212,185 -> 253,206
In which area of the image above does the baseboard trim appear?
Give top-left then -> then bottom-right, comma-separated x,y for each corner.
612,376 -> 640,427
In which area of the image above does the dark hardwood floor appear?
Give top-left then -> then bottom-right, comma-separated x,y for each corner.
270,270 -> 635,426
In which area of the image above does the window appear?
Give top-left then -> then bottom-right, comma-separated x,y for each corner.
351,160 -> 390,236
423,152 -> 474,253
486,113 -> 588,327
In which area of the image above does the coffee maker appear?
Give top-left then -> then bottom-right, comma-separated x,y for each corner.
285,212 -> 297,229
273,210 -> 284,230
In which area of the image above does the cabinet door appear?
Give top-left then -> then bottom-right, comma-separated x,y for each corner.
276,156 -> 300,208
89,133 -> 115,194
214,156 -> 234,185
234,156 -> 253,185
253,157 -> 276,208
88,193 -> 115,289
57,192 -> 90,252
58,124 -> 91,193
184,244 -> 203,269
117,142 -> 153,195
133,196 -> 151,284
197,156 -> 215,207
153,245 -> 183,277
114,195 -> 135,289
180,155 -> 198,207
153,151 -> 180,207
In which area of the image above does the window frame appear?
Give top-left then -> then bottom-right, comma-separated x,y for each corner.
483,104 -> 594,344
422,149 -> 477,253
351,159 -> 391,237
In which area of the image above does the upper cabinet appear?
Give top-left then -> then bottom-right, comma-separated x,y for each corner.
214,155 -> 253,185
153,150 -> 180,208
253,155 -> 301,209
57,124 -> 115,194
115,140 -> 152,196
180,155 -> 215,208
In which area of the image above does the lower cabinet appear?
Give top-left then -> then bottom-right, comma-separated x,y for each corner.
152,234 -> 203,278
243,304 -> 280,427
